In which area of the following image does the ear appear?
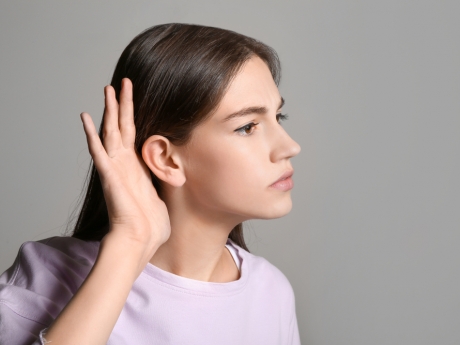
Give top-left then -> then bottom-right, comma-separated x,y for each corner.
141,135 -> 186,187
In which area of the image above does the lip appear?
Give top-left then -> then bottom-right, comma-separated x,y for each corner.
270,170 -> 294,186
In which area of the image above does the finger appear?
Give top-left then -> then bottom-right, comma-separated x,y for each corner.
119,78 -> 136,149
102,85 -> 122,156
80,112 -> 111,177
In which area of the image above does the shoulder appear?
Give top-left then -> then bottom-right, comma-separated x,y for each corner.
230,240 -> 296,303
251,253 -> 294,295
0,236 -> 101,340
37,235 -> 100,265
0,236 -> 100,289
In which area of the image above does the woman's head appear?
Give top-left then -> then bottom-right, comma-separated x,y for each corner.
111,23 -> 283,191
70,23 -> 301,251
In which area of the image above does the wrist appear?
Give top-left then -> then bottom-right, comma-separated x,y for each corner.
98,231 -> 160,277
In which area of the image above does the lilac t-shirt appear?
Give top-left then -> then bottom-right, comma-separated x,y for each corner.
0,236 -> 301,344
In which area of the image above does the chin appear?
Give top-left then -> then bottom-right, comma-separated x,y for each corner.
257,198 -> 293,220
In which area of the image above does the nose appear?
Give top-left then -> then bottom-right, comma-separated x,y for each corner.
269,123 -> 302,163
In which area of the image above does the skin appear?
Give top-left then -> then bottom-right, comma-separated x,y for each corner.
41,55 -> 300,344
142,56 -> 301,283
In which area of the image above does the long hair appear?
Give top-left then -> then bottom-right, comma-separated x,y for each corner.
69,23 -> 281,252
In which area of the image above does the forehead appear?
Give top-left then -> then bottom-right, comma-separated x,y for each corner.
212,56 -> 281,120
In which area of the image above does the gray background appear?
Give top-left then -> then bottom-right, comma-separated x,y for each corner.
1,1 -> 459,344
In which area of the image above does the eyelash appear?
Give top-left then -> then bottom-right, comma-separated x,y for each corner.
235,113 -> 289,136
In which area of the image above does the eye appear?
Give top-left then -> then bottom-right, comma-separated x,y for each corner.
235,113 -> 288,136
235,122 -> 259,136
277,113 -> 289,124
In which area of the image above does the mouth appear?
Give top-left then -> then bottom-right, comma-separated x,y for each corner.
270,170 -> 294,189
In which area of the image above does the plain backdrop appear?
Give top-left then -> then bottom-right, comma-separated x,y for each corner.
1,1 -> 459,344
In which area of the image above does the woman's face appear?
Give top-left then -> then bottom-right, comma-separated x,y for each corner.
180,56 -> 301,223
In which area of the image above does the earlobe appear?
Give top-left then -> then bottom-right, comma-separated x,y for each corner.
141,135 -> 186,187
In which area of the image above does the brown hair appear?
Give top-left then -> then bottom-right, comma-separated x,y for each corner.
69,23 -> 281,252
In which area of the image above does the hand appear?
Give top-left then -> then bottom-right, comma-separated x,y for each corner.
80,78 -> 171,266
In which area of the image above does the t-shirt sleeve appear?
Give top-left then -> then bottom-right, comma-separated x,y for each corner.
0,236 -> 98,345
255,254 -> 302,344
287,302 -> 301,345
283,275 -> 301,345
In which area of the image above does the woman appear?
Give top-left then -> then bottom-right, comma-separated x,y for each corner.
0,23 -> 301,344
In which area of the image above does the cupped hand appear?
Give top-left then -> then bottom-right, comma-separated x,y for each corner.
80,78 -> 171,263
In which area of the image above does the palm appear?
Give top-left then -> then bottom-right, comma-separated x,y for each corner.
80,78 -> 171,248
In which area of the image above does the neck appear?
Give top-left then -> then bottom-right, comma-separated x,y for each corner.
149,189 -> 242,282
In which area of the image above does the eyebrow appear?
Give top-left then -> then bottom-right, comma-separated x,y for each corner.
221,97 -> 285,123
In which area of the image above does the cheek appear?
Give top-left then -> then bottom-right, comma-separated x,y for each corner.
183,131 -> 292,219
185,138 -> 272,212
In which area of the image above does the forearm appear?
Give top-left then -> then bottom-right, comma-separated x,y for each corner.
41,235 -> 150,345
